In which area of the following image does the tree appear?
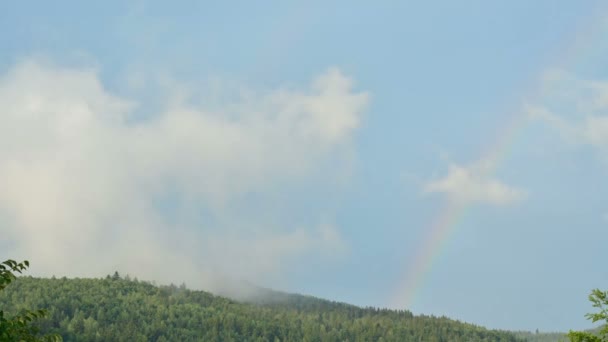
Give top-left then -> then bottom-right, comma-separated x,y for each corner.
569,289 -> 608,342
0,259 -> 61,342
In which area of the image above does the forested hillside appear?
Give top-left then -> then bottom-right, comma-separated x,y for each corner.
0,275 -> 525,341
512,331 -> 566,342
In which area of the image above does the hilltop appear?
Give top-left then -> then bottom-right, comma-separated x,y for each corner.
0,275 -> 525,341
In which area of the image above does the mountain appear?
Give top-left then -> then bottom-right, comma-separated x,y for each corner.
0,275 -> 527,341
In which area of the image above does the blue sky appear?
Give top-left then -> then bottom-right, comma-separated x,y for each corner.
1,0 -> 607,332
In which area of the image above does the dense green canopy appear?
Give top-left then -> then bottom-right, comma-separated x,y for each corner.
0,275 -> 524,341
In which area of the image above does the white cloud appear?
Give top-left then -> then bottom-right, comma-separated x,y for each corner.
581,115 -> 608,148
525,104 -> 608,149
201,224 -> 348,280
424,160 -> 527,205
0,60 -> 367,291
527,70 -> 608,151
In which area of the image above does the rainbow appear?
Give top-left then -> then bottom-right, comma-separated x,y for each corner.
391,3 -> 608,310
392,111 -> 527,309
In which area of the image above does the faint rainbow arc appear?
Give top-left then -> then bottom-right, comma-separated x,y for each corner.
394,112 -> 526,309
392,3 -> 608,310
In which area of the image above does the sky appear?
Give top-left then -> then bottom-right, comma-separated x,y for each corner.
1,0 -> 607,332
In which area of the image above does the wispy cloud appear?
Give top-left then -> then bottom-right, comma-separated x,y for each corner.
424,160 -> 527,205
0,60 -> 367,291
527,69 -> 608,150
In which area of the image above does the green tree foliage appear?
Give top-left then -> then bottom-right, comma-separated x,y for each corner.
0,259 -> 61,342
568,289 -> 608,342
512,330 -> 567,342
0,274 -> 525,341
